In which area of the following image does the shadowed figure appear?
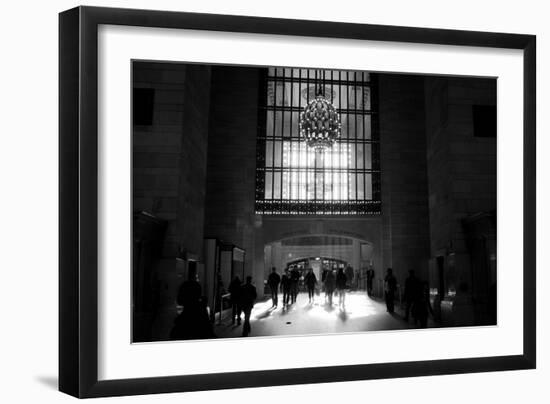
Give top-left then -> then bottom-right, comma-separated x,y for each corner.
290,267 -> 300,304
324,269 -> 336,306
336,267 -> 347,308
240,276 -> 257,337
366,267 -> 375,297
345,264 -> 354,290
228,276 -> 242,325
384,267 -> 397,314
267,267 -> 281,307
280,269 -> 292,306
170,267 -> 215,340
403,269 -> 421,322
413,281 -> 434,328
304,267 -> 317,303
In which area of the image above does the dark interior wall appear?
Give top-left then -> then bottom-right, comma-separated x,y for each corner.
132,62 -> 212,340
176,64 -> 212,257
133,62 -> 212,258
133,62 -> 188,257
424,78 -> 453,257
424,76 -> 497,325
203,66 -> 261,278
425,77 -> 497,257
378,74 -> 431,283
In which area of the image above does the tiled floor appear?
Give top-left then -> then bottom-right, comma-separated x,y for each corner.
214,291 -> 419,339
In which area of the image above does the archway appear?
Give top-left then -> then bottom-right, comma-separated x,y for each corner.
263,234 -> 376,291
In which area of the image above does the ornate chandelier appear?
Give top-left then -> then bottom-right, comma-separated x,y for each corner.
299,87 -> 342,151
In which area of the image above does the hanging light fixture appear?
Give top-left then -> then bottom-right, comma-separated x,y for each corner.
299,75 -> 342,151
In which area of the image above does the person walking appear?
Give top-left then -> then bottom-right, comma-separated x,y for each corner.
267,267 -> 281,307
366,267 -> 375,297
321,267 -> 328,302
304,268 -> 318,303
324,269 -> 336,306
384,268 -> 397,314
228,275 -> 242,325
403,269 -> 420,322
413,281 -> 433,328
280,268 -> 292,307
345,264 -> 354,290
336,267 -> 348,308
240,276 -> 257,337
170,267 -> 215,340
290,266 -> 300,304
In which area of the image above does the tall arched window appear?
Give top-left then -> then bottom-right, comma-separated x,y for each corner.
255,68 -> 380,215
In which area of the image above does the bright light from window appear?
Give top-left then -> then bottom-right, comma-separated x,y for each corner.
256,68 -> 380,215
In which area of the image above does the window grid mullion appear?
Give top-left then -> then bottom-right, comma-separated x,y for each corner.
281,68 -> 285,202
272,74 -> 276,200
258,68 -> 379,215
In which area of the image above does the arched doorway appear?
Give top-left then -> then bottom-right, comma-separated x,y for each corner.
286,256 -> 349,290
264,234 -> 375,292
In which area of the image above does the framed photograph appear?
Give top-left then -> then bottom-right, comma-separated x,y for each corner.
59,6 -> 536,398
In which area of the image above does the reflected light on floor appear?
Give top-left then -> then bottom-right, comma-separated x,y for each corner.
250,292 -> 378,322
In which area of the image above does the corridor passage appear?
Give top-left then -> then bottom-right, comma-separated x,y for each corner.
214,291 -> 415,339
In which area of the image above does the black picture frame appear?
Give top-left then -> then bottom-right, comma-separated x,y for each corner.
59,5 -> 536,398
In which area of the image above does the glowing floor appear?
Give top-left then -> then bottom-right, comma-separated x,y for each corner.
214,291 -> 416,338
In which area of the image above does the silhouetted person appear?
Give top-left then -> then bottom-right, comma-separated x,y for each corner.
336,268 -> 348,308
281,269 -> 292,306
240,276 -> 257,337
267,267 -> 281,307
304,268 -> 317,303
228,276 -> 242,325
345,265 -> 354,290
384,268 -> 397,314
366,267 -> 375,296
170,267 -> 215,340
324,269 -> 336,306
290,267 -> 300,304
403,270 -> 420,322
321,268 -> 328,299
413,281 -> 433,328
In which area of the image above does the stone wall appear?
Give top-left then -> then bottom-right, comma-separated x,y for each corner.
424,76 -> 497,325
203,66 -> 262,288
378,74 -> 431,285
425,77 -> 496,257
133,62 -> 212,257
133,62 -> 212,340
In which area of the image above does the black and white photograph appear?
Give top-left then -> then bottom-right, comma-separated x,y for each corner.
132,62 -> 497,343
2,0 -> 545,402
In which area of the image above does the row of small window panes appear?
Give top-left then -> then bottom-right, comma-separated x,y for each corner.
266,112 -> 372,139
265,141 -> 372,170
267,68 -> 370,83
266,81 -> 371,110
258,210 -> 380,215
264,171 -> 373,200
257,209 -> 380,216
281,236 -> 354,246
255,200 -> 381,215
259,211 -> 381,216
